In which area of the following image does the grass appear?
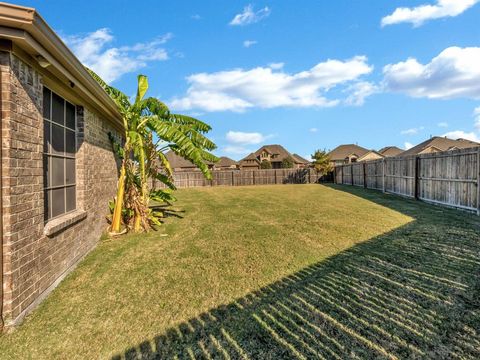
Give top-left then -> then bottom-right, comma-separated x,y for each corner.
0,184 -> 479,359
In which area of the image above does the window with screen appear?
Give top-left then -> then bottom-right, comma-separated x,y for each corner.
43,87 -> 76,221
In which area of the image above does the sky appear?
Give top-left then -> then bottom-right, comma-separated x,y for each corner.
18,0 -> 480,160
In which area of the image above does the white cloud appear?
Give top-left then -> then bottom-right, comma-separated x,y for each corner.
404,142 -> 414,150
401,126 -> 424,135
344,81 -> 377,106
226,131 -> 271,145
243,40 -> 258,48
381,0 -> 479,27
438,121 -> 449,128
269,62 -> 284,70
230,4 -> 271,26
474,107 -> 480,130
442,107 -> 480,142
191,14 -> 202,20
119,33 -> 172,52
383,47 -> 480,100
442,130 -> 479,142
309,128 -> 318,133
64,29 -> 171,83
223,145 -> 253,155
170,56 -> 373,112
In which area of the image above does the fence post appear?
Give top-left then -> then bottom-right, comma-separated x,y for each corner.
477,147 -> 480,215
231,171 -> 234,186
382,158 -> 386,193
253,170 -> 255,185
363,162 -> 367,188
351,164 -> 354,186
414,155 -> 420,200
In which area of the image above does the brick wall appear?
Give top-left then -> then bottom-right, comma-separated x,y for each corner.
1,51 -> 120,326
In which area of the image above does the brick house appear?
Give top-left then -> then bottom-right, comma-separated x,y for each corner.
327,144 -> 383,166
0,3 -> 123,329
239,144 -> 310,169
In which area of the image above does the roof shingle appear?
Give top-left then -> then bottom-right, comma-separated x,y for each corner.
399,137 -> 479,157
378,146 -> 403,157
327,144 -> 370,161
240,144 -> 307,164
216,156 -> 237,167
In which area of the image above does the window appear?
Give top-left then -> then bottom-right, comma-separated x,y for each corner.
43,87 -> 76,221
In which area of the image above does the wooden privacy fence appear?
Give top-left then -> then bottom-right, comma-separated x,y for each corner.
335,147 -> 480,214
156,168 -> 323,188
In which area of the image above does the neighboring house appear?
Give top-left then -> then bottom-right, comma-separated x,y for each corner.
0,3 -> 124,328
240,152 -> 262,169
292,153 -> 311,165
215,156 -> 238,170
328,144 -> 383,166
398,137 -> 480,157
239,145 -> 310,169
165,150 -> 214,172
378,146 -> 403,157
165,151 -> 237,171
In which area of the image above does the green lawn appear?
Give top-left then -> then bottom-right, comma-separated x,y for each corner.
0,184 -> 479,359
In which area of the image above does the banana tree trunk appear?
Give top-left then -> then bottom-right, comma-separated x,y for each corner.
133,213 -> 142,232
133,140 -> 148,233
111,160 -> 126,233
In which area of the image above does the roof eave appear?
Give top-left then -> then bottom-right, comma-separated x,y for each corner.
0,2 -> 123,128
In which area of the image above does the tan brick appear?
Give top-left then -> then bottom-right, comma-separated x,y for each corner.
1,52 -> 120,327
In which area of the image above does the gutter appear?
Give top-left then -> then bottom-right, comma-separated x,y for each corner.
0,2 -> 123,129
0,47 -> 3,332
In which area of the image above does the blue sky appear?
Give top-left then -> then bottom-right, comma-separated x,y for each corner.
19,0 -> 480,159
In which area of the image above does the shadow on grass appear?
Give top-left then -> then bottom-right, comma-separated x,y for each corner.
113,186 -> 480,359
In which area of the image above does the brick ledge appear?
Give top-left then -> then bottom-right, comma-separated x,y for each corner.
44,210 -> 87,237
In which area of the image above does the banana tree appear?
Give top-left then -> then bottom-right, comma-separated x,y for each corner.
88,69 -> 217,234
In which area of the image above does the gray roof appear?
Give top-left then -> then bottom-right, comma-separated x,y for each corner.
166,151 -> 238,169
242,152 -> 258,161
165,151 -> 197,169
216,156 -> 237,167
328,144 -> 370,161
292,153 -> 310,164
399,137 -> 480,157
378,146 -> 403,157
165,150 -> 215,169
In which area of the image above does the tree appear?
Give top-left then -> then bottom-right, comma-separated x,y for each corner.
88,70 -> 217,234
281,156 -> 294,168
260,159 -> 272,169
311,149 -> 333,176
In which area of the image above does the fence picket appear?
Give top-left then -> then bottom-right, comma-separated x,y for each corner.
156,168 -> 327,189
335,147 -> 479,214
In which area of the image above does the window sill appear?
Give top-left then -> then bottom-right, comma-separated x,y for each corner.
44,210 -> 87,237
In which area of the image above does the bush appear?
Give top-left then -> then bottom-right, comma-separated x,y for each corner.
311,149 -> 333,176
260,159 -> 272,169
281,157 -> 294,168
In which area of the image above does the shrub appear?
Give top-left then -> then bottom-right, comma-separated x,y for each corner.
260,159 -> 272,169
281,157 -> 294,168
